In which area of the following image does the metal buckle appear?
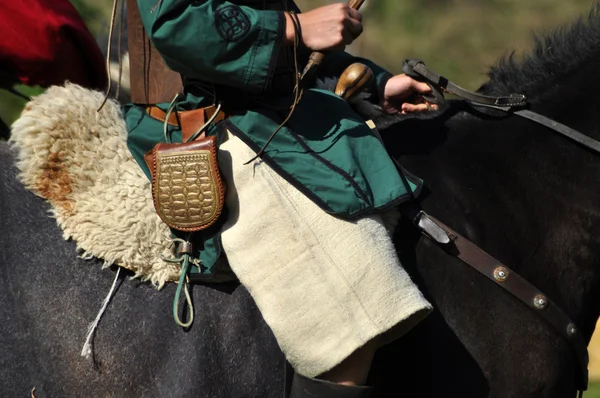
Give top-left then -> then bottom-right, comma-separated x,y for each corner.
494,94 -> 527,107
416,211 -> 454,245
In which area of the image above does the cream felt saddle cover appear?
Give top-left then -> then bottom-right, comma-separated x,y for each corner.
10,84 -> 179,288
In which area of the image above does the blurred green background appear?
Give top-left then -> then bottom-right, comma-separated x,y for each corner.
62,0 -> 600,89
2,0 -> 600,391
1,0 -> 597,126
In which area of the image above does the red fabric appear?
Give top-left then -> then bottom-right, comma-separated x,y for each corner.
0,0 -> 106,89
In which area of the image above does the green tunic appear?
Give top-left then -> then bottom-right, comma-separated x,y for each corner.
124,0 -> 421,274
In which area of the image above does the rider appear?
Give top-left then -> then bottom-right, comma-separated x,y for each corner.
127,1 -> 434,396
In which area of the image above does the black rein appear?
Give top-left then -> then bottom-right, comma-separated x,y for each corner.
402,58 -> 600,156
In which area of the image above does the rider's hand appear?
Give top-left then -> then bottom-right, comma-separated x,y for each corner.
381,74 -> 439,114
284,4 -> 363,52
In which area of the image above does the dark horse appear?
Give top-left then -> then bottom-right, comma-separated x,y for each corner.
1,7 -> 599,398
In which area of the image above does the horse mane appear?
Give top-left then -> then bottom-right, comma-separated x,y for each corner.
480,4 -> 600,100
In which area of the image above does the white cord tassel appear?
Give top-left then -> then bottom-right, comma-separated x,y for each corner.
81,267 -> 122,359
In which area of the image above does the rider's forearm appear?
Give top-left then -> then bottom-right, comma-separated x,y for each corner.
136,0 -> 286,92
282,8 -> 391,100
282,4 -> 363,52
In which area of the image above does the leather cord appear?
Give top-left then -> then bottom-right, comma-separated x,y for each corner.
163,238 -> 196,328
98,0 -> 125,112
173,254 -> 194,328
244,11 -> 304,164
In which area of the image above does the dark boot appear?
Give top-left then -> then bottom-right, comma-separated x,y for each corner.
290,373 -> 372,398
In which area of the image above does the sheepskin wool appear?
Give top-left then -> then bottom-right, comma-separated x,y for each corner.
10,84 -> 179,287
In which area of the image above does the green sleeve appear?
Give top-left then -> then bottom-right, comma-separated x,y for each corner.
318,51 -> 393,102
137,0 -> 285,93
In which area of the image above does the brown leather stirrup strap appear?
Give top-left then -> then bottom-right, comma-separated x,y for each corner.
413,210 -> 589,393
126,0 -> 183,104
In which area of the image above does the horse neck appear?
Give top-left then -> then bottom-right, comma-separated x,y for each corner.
528,64 -> 600,338
393,77 -> 600,339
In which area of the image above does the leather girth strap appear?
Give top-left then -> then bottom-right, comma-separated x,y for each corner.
412,210 -> 589,392
126,0 -> 183,104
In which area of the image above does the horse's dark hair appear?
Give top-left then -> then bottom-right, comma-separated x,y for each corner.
482,4 -> 600,100
0,117 -> 8,140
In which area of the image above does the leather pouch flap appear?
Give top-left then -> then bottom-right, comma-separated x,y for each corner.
147,136 -> 225,232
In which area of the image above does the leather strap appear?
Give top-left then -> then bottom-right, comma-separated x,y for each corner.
402,59 -> 528,107
145,105 -> 226,142
514,109 -> 600,154
402,59 -> 600,157
473,103 -> 600,155
414,211 -> 589,391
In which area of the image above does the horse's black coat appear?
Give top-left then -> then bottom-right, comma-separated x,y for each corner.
2,6 -> 600,398
0,118 -> 9,140
367,7 -> 600,397
0,144 -> 285,397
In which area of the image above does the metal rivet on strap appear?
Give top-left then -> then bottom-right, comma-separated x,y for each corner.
567,324 -> 578,337
493,266 -> 509,283
533,294 -> 548,310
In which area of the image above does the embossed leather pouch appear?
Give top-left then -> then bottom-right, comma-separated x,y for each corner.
145,136 -> 225,232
